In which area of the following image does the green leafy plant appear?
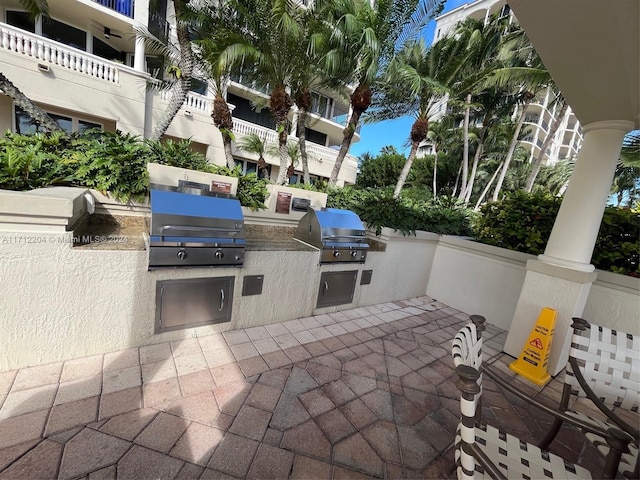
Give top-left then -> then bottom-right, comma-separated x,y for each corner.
69,130 -> 149,203
209,165 -> 269,210
474,191 -> 639,276
328,186 -> 475,236
0,131 -> 75,190
145,138 -> 212,172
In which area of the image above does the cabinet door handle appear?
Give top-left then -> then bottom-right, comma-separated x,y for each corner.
219,289 -> 225,311
323,281 -> 329,295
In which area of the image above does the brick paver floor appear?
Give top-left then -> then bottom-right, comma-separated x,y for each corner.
0,296 -> 614,479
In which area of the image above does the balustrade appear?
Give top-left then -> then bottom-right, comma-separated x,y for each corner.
1,23 -> 119,84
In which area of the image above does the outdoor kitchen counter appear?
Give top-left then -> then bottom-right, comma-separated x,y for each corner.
244,225 -> 317,252
72,214 -> 147,251
73,218 -> 317,252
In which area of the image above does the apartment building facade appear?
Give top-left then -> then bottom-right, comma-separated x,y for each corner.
0,0 -> 359,185
425,0 -> 583,167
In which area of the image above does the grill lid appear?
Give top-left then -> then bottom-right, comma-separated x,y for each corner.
150,189 -> 244,243
294,207 -> 368,250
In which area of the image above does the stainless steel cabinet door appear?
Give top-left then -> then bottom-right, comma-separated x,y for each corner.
316,270 -> 358,308
156,277 -> 234,332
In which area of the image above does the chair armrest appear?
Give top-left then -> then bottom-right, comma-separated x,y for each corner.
482,364 -> 631,443
569,357 -> 640,443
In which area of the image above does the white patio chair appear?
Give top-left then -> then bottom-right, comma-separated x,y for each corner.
538,318 -> 639,479
452,320 -> 632,479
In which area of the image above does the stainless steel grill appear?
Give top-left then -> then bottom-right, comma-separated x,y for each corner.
148,186 -> 245,268
294,207 -> 369,264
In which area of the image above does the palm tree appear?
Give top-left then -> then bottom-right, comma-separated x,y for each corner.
366,39 -> 450,197
443,16 -> 516,203
191,0 -> 307,185
236,133 -> 271,179
1,0 -> 62,133
147,0 -> 195,142
324,0 -> 443,187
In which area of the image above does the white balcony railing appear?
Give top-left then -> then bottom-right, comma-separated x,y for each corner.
233,118 -> 358,169
159,90 -> 213,113
0,23 -> 119,84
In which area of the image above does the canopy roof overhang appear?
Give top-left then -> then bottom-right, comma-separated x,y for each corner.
509,0 -> 639,130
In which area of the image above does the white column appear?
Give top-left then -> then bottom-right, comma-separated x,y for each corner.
504,119 -> 634,377
133,0 -> 149,72
134,36 -> 146,72
539,120 -> 635,272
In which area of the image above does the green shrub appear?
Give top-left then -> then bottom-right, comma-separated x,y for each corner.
474,191 -> 639,276
0,131 -> 75,190
327,187 -> 475,236
474,191 -> 560,254
145,138 -> 212,172
593,207 -> 639,276
70,130 -> 148,203
208,165 -> 269,210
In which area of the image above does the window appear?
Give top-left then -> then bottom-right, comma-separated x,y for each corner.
93,37 -> 125,63
14,107 -> 102,135
6,11 -> 35,32
42,18 -> 86,51
235,159 -> 271,179
310,92 -> 333,118
190,78 -> 208,96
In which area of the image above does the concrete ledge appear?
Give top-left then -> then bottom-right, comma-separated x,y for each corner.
594,269 -> 640,294
438,235 -> 534,266
0,187 -> 89,231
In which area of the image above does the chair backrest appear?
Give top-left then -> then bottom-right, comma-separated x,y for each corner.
452,318 -> 484,374
566,318 -> 640,412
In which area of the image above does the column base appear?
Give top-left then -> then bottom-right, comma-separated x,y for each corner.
503,259 -> 597,377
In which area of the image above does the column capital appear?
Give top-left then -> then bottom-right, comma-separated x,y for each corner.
581,120 -> 635,134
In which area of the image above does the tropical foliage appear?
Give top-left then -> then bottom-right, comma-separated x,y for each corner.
0,130 -> 268,208
474,192 -> 639,276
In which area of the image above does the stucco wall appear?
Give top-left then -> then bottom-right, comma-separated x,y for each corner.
584,271 -> 640,334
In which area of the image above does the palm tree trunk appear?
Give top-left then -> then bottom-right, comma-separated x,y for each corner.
149,0 -> 194,141
524,100 -> 568,192
212,93 -> 235,168
458,93 -> 472,200
463,143 -> 483,204
474,160 -> 504,210
222,135 -> 235,168
297,108 -> 311,185
452,162 -> 462,197
394,117 -> 428,198
270,85 -> 293,185
0,72 -> 62,133
492,101 -> 530,201
394,141 -> 420,198
432,150 -> 438,198
329,83 -> 371,187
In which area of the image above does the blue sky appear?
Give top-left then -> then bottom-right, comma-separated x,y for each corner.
349,0 -> 469,158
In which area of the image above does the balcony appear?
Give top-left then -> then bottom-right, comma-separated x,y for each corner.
0,23 -> 120,84
233,118 -> 359,172
91,0 -> 134,18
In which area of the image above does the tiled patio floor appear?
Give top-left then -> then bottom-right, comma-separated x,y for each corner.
0,297 -> 612,479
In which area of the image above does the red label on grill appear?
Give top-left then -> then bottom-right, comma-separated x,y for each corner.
276,192 -> 292,214
211,181 -> 232,194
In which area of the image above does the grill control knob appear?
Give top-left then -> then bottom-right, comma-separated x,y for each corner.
177,249 -> 187,260
333,251 -> 341,258
351,251 -> 358,258
215,250 -> 224,260
235,255 -> 241,261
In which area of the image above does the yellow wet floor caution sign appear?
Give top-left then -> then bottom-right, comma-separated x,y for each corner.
509,307 -> 556,386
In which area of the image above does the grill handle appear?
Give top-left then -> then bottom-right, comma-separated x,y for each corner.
161,225 -> 241,234
323,234 -> 365,240
219,289 -> 225,311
